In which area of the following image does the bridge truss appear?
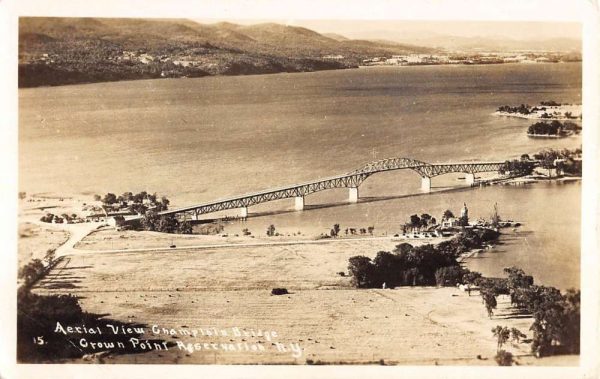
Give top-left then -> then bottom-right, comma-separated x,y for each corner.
159,157 -> 508,218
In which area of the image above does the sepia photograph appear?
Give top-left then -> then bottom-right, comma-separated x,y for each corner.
2,0 -> 599,378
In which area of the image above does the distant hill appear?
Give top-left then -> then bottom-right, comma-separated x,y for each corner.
411,35 -> 581,52
323,33 -> 349,41
18,17 -> 436,87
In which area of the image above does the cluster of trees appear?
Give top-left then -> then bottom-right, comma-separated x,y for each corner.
497,104 -> 539,115
527,120 -> 580,136
533,148 -> 583,176
471,267 -> 580,358
497,101 -> 567,115
343,226 -> 374,236
18,287 -> 88,361
17,284 -> 151,362
18,259 -> 47,287
325,224 -> 375,237
139,211 -> 192,234
499,158 -> 536,177
540,101 -> 561,106
557,158 -> 582,176
404,213 -> 438,232
18,249 -> 57,287
97,191 -> 170,214
40,212 -> 82,224
347,229 -> 499,288
499,148 -> 582,177
40,213 -> 64,223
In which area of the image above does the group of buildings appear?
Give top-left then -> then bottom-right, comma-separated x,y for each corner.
361,52 -> 578,66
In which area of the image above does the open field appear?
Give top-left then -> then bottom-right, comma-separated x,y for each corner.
18,193 -> 578,365
18,222 -> 69,268
33,243 -> 577,365
75,226 -> 447,253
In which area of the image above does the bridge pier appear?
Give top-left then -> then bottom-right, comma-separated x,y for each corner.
421,177 -> 431,192
348,187 -> 359,203
239,207 -> 248,219
294,196 -> 304,211
465,173 -> 476,185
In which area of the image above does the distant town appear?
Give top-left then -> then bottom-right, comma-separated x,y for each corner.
29,50 -> 582,74
360,51 -> 581,66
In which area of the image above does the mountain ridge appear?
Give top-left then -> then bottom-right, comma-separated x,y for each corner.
19,17 -> 437,87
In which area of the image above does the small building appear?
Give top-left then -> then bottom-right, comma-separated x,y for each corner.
441,217 -> 459,228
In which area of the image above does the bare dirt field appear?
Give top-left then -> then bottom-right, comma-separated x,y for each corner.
33,242 -> 578,365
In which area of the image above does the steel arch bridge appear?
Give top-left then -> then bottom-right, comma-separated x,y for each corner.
155,157 -> 508,220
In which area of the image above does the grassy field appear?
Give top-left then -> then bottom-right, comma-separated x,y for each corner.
18,222 -> 69,268
31,241 -> 577,365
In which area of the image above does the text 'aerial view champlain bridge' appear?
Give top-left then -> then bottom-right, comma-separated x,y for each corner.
154,157 -> 510,221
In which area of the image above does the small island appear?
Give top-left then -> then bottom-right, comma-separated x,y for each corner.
527,120 -> 581,138
494,101 -> 582,120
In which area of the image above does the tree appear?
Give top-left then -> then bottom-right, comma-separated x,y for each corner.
530,288 -> 580,357
367,226 -> 375,235
348,256 -> 375,288
504,267 -> 534,291
129,203 -> 148,215
266,224 -> 276,237
141,210 -> 159,231
394,243 -> 414,255
409,214 -> 421,230
492,326 -> 511,353
332,224 -> 341,237
160,196 -> 170,209
420,213 -> 432,227
121,192 -> 133,202
510,327 -> 527,343
177,220 -> 193,234
93,194 -> 101,201
114,215 -> 126,227
494,350 -> 513,366
19,191 -> 27,200
156,215 -> 178,233
102,193 -> 118,205
18,259 -> 45,286
462,270 -> 483,285
442,210 -> 454,220
482,289 -> 498,318
434,265 -> 464,286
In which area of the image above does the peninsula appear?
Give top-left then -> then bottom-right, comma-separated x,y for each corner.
494,101 -> 582,120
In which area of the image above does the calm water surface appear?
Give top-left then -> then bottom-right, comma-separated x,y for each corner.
19,63 -> 582,289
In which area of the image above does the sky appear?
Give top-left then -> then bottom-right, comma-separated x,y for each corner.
195,19 -> 581,43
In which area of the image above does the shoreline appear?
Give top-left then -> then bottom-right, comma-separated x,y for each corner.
20,61 -> 583,90
493,111 -> 581,121
20,174 -> 581,256
527,133 -> 572,138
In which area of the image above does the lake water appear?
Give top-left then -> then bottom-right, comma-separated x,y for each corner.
19,63 -> 582,289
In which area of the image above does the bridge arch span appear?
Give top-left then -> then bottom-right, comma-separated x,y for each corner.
154,157 -> 508,219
